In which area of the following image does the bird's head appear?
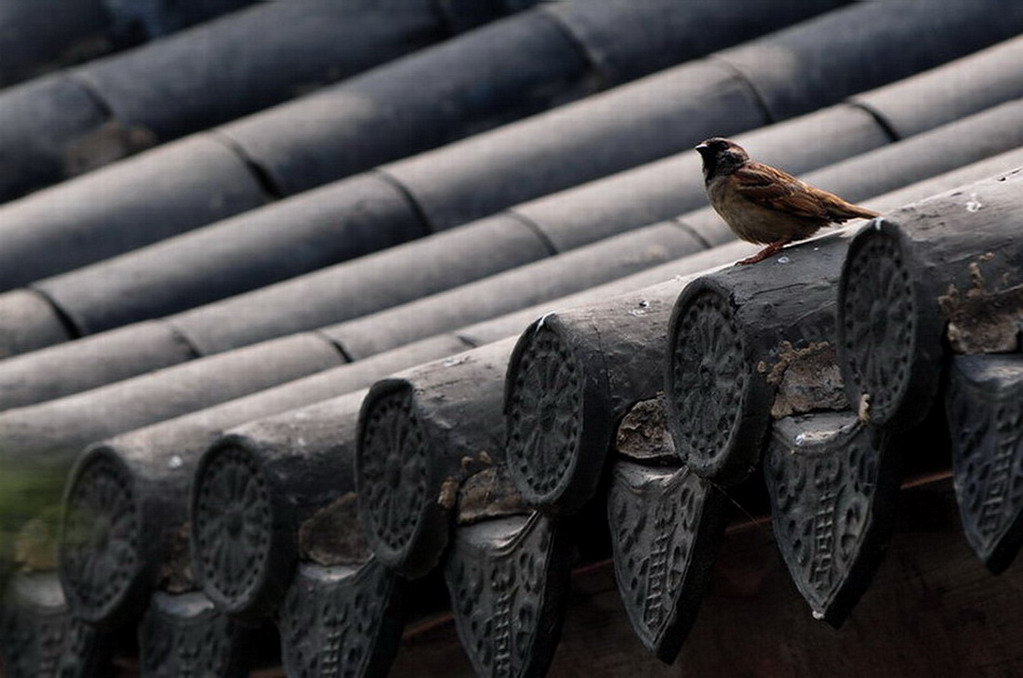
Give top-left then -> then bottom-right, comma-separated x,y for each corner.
695,137 -> 748,181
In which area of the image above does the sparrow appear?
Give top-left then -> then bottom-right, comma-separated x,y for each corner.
695,138 -> 879,265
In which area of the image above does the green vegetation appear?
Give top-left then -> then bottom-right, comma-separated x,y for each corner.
0,465 -> 67,581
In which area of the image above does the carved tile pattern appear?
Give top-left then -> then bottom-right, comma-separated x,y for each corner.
279,562 -> 397,678
446,518 -> 554,678
668,291 -> 745,471
0,603 -> 67,677
765,420 -> 878,616
947,370 -> 1023,569
359,389 -> 429,558
506,324 -> 583,498
59,618 -> 104,678
139,595 -> 244,678
840,234 -> 915,423
0,602 -> 105,678
608,466 -> 707,652
61,455 -> 140,620
194,446 -> 272,608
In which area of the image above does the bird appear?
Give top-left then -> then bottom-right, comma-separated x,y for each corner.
694,137 -> 879,265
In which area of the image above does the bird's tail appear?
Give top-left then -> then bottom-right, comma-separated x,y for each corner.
829,200 -> 880,222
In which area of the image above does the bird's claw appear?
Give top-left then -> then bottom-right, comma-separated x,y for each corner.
735,241 -> 787,265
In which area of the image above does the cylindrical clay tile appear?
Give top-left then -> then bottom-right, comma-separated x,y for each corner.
168,216 -> 551,355
453,242 -> 759,349
0,0 -> 109,88
347,252 -> 756,592
93,0 -> 256,40
32,172 -> 428,335
664,234 -> 854,486
6,0 -> 1010,308
388,0 -> 1023,233
503,229 -> 851,516
55,240 -> 760,633
0,0 -> 255,89
504,277 -> 706,516
0,213 -> 650,408
0,334 -> 343,465
0,4 -> 583,290
0,134 -> 268,291
74,1 -> 454,143
214,8 -> 592,197
851,34 -> 1023,140
863,147 -> 1023,215
17,31 -> 1023,356
0,50 -> 1014,419
0,1 -> 450,202
5,105 -> 1022,415
357,338 -> 520,580
50,242 -> 758,675
0,0 -> 272,199
0,0 -> 837,296
515,25 -> 1023,253
542,0 -> 841,87
320,223 -> 705,359
838,169 -> 1023,432
187,392 -> 410,676
58,336 -> 466,627
0,321 -> 197,411
714,0 -> 1023,122
190,390 -> 368,620
0,333 -> 345,540
0,290 -> 74,359
0,0 -> 844,352
382,59 -> 763,233
227,0 -> 837,197
0,75 -> 108,203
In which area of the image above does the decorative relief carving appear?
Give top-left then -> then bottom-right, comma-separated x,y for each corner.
58,618 -> 105,678
139,593 -> 245,678
947,357 -> 1023,573
358,388 -> 429,560
60,454 -> 140,621
506,324 -> 583,503
839,233 -> 916,425
607,463 -> 723,662
765,413 -> 896,624
445,515 -> 567,678
0,578 -> 106,678
0,598 -> 68,677
193,446 -> 272,610
667,289 -> 748,480
279,561 -> 400,678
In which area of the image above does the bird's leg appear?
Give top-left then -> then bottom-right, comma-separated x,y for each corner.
735,238 -> 792,265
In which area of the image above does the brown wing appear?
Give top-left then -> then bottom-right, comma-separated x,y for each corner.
734,162 -> 879,222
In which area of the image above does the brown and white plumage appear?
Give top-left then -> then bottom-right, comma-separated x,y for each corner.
695,137 -> 879,264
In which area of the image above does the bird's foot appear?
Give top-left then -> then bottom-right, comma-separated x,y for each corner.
735,240 -> 790,265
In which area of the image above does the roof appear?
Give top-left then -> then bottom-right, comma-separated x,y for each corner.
1,2 -> 1023,676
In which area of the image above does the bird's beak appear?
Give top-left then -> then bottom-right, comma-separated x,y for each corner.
694,142 -> 708,152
